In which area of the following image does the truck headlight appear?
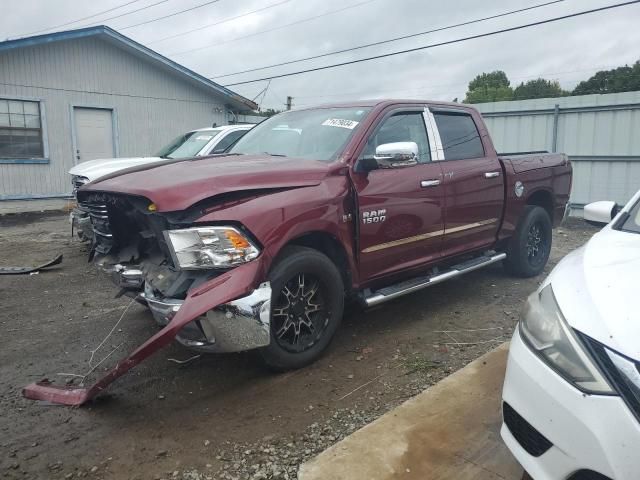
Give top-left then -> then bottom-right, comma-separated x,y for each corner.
520,284 -> 613,394
165,226 -> 260,270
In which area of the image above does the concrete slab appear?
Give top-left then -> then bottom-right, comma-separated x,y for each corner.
299,342 -> 523,480
0,198 -> 73,215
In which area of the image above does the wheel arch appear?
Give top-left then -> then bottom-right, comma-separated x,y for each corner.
525,189 -> 554,223
282,231 -> 353,293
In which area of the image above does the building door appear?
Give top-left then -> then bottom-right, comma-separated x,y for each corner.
73,107 -> 115,163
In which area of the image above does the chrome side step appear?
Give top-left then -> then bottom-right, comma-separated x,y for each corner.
363,252 -> 507,307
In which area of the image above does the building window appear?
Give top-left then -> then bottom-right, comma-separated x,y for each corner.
0,99 -> 45,158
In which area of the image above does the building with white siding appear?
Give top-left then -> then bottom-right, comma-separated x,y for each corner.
0,25 -> 257,201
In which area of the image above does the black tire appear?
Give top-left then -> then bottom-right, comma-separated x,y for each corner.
503,206 -> 552,278
260,246 -> 344,371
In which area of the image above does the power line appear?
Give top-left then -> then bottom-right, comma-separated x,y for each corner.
223,0 -> 640,87
211,0 -> 566,79
147,0 -> 291,44
119,0 -> 223,30
74,0 -> 170,29
167,0 -> 380,56
294,64 -> 625,100
10,0 -> 147,38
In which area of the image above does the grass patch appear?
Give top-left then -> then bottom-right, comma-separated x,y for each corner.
400,354 -> 441,375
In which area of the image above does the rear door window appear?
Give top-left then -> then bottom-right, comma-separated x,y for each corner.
433,112 -> 484,160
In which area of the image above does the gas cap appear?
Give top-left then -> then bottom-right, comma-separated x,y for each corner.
514,181 -> 525,197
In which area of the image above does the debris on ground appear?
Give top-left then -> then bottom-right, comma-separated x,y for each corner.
0,253 -> 63,275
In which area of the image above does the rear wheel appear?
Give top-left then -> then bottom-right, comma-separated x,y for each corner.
503,205 -> 552,277
260,246 -> 344,371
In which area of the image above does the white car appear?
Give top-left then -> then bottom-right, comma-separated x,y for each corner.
69,124 -> 252,239
501,190 -> 640,480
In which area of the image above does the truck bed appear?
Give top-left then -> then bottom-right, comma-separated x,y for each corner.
500,152 -> 570,173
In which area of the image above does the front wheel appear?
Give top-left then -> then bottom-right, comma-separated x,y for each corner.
260,246 -> 344,371
503,205 -> 552,277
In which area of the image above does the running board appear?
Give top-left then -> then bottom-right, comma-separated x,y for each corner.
363,252 -> 507,307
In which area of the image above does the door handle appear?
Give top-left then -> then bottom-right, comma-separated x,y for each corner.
484,171 -> 500,178
421,179 -> 441,188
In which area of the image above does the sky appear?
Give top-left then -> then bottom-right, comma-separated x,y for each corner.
1,0 -> 639,110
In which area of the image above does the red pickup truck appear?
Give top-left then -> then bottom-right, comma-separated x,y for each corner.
25,100 -> 572,405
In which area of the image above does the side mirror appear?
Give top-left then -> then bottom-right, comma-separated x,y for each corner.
373,142 -> 419,168
584,200 -> 619,227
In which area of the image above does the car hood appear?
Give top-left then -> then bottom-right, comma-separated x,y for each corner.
69,157 -> 164,182
81,154 -> 333,212
549,226 -> 640,360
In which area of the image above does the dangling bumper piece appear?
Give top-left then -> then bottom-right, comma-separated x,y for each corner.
22,260 -> 269,406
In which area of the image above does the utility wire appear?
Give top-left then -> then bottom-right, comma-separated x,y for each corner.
119,0 -> 223,30
295,64 -> 625,100
212,0 -> 566,79
147,0 -> 292,44
223,0 -> 640,87
74,0 -> 170,29
168,0 -> 380,56
10,0 -> 147,38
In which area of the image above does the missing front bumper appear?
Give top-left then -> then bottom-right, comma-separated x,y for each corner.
23,259 -> 270,406
142,282 -> 272,353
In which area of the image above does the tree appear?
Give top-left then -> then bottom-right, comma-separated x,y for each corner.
257,108 -> 282,117
464,70 -> 514,103
572,61 -> 640,95
513,78 -> 569,100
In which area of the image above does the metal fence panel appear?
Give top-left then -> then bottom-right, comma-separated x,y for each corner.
476,91 -> 640,207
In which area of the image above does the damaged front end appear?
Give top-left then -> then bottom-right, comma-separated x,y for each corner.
23,192 -> 271,406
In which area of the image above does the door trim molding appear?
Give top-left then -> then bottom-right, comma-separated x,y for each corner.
69,104 -> 119,165
361,218 -> 498,253
362,229 -> 444,253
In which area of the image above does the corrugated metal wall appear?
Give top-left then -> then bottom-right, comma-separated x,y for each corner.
0,36 -> 229,199
476,91 -> 640,207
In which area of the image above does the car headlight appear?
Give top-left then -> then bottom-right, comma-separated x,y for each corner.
520,284 -> 613,394
165,226 -> 260,270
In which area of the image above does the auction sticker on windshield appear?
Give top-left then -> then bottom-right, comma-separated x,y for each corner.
195,135 -> 214,141
322,118 -> 359,129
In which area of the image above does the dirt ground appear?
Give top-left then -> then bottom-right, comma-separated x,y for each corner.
0,212 -> 598,480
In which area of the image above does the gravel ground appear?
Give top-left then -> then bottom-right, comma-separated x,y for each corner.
0,212 -> 597,479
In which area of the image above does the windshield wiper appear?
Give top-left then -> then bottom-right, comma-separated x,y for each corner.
262,151 -> 287,157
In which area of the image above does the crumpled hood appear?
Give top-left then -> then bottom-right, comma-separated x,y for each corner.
81,155 -> 332,211
549,226 -> 640,360
69,157 -> 164,182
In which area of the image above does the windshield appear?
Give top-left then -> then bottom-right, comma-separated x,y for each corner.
229,107 -> 371,161
620,197 -> 640,234
155,130 -> 219,159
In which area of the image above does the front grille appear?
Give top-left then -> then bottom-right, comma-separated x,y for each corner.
79,200 -> 113,252
579,333 -> 640,424
568,470 -> 612,480
503,402 -> 552,457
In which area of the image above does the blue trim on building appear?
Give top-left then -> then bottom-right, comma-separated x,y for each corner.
0,26 -> 257,111
0,158 -> 50,164
0,193 -> 72,201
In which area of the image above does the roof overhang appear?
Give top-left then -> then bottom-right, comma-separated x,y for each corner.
0,25 -> 257,112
